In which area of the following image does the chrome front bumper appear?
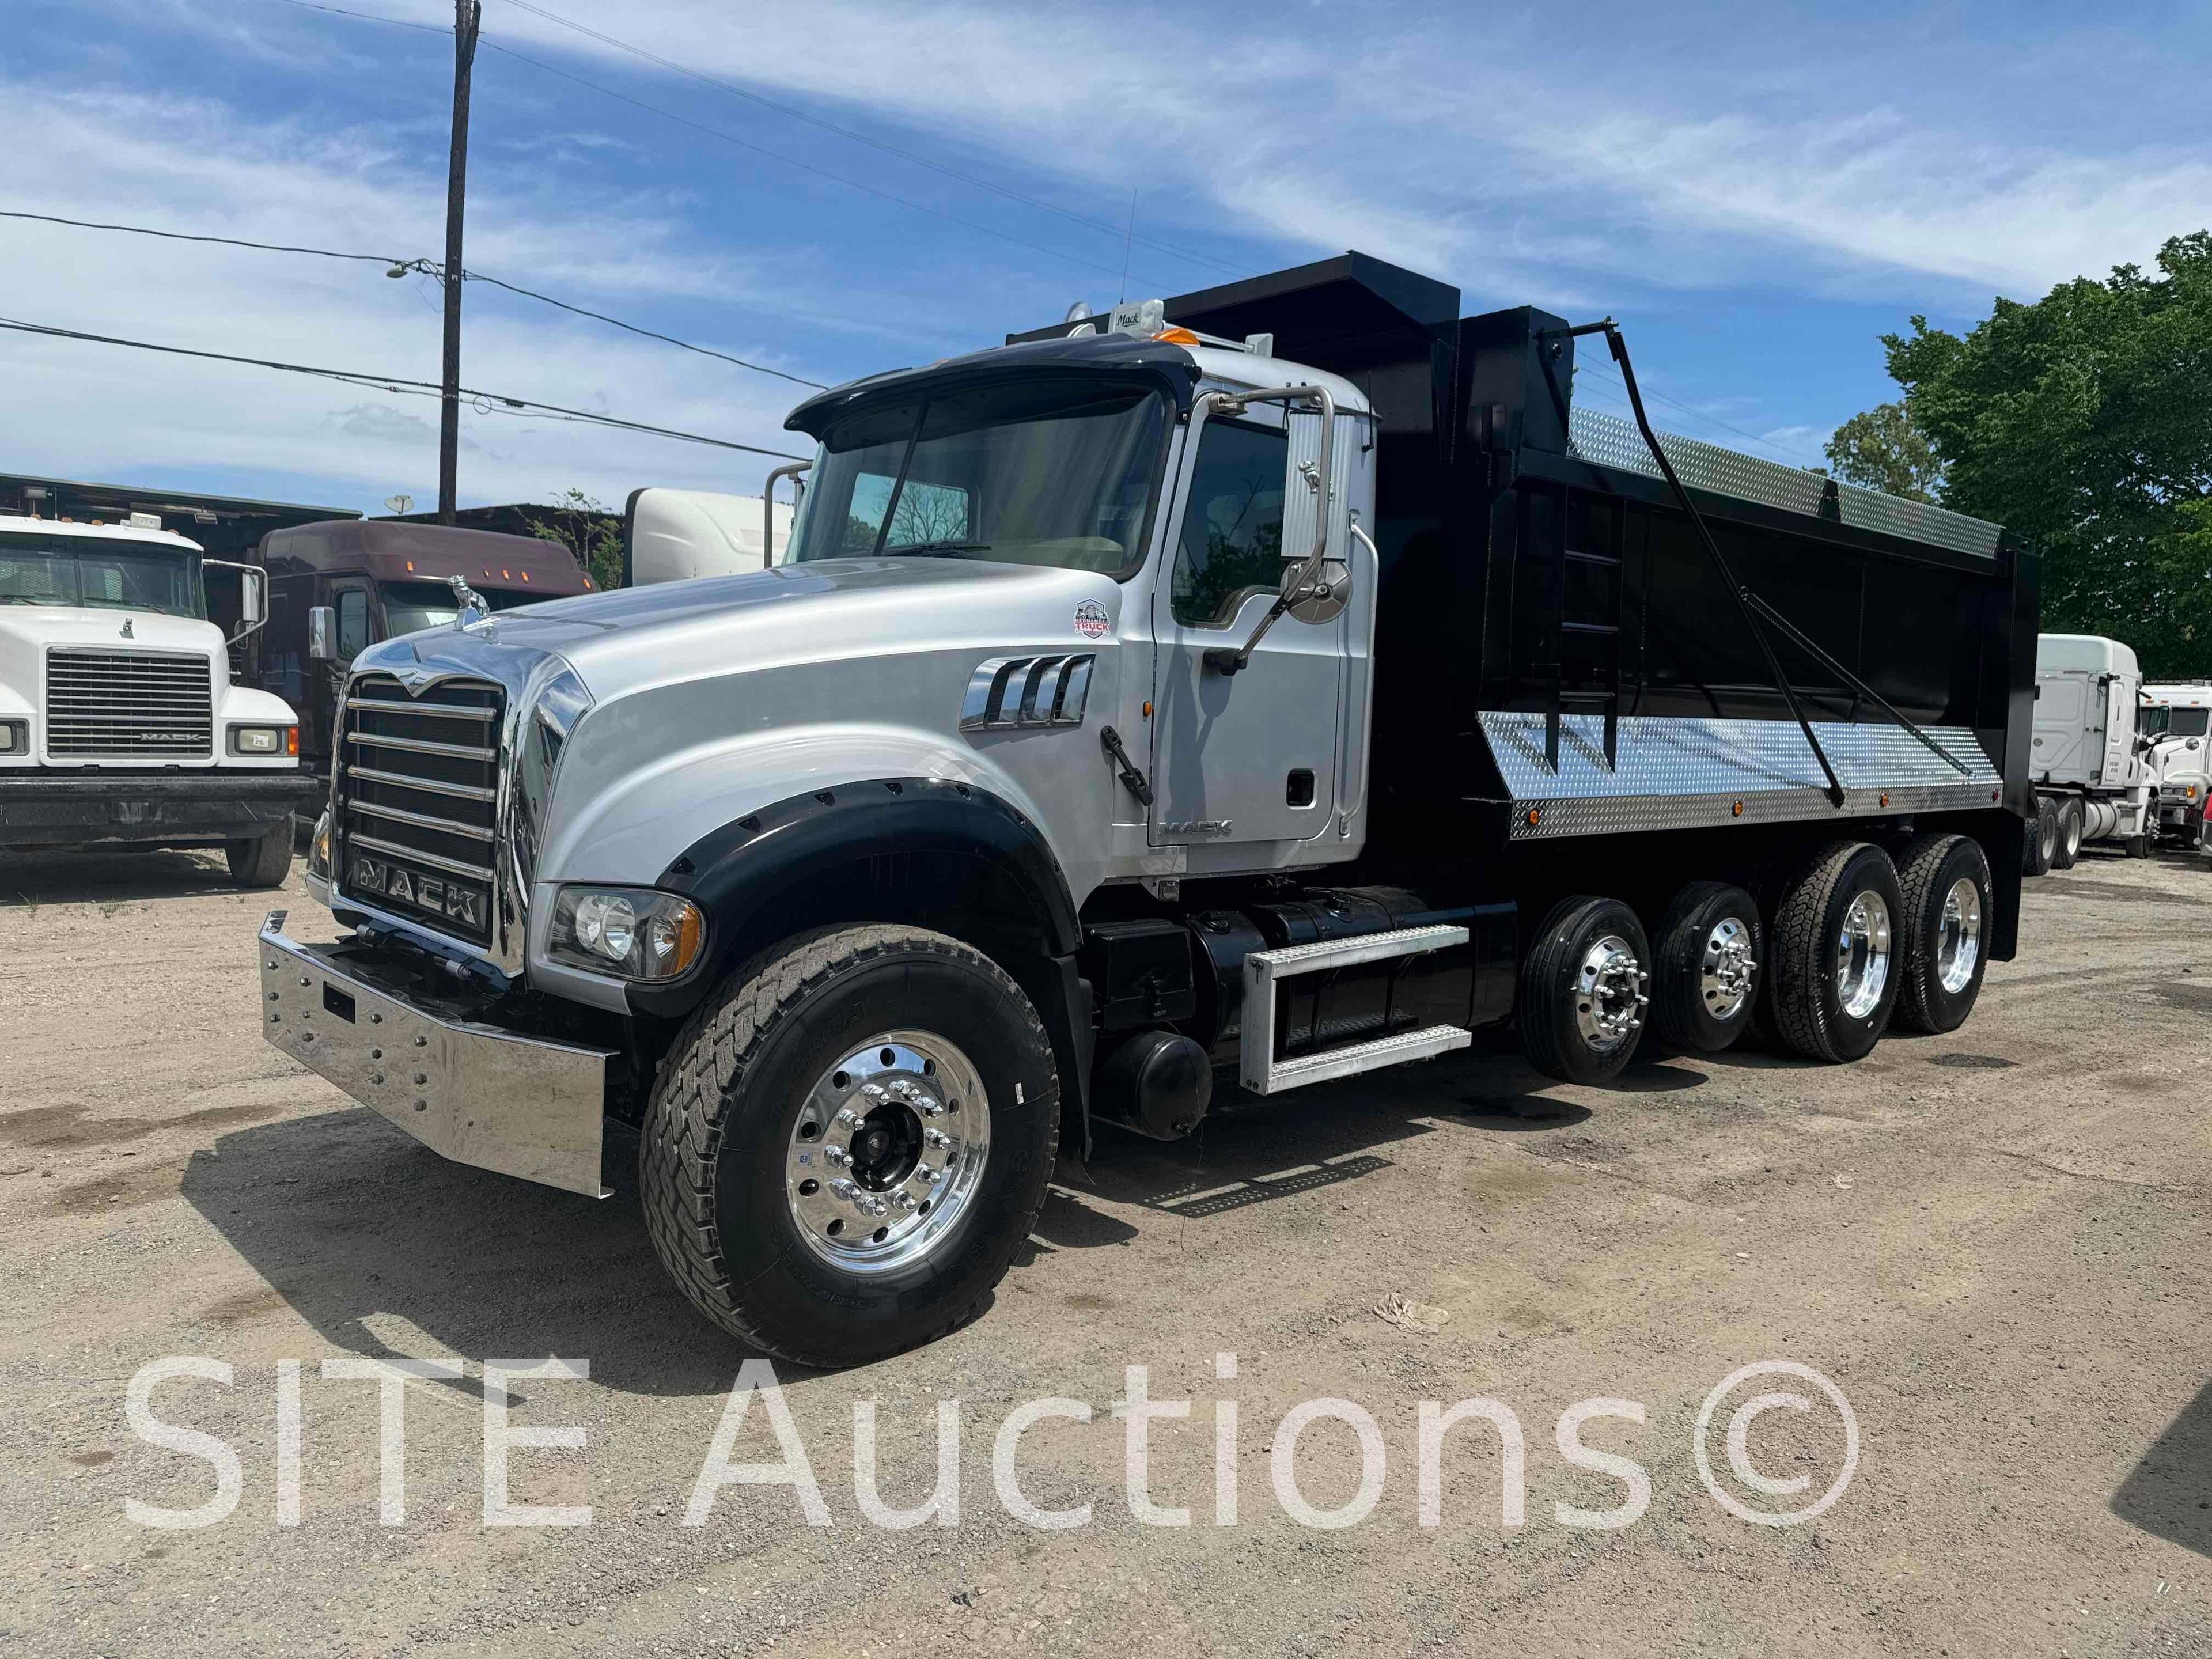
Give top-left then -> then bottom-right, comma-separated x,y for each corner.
257,910 -> 613,1198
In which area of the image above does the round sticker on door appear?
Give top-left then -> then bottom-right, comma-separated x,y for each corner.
1073,600 -> 1111,640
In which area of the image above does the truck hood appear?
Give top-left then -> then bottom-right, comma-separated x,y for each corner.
0,605 -> 220,655
358,556 -> 1124,704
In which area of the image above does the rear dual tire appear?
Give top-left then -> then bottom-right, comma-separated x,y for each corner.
1766,842 -> 1905,1062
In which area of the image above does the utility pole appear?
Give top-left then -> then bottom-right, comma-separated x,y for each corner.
438,0 -> 482,524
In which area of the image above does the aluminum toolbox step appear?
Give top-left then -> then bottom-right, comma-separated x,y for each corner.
1240,923 -> 1472,1094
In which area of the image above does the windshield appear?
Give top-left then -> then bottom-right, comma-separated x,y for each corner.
788,378 -> 1169,575
381,581 -> 544,637
0,531 -> 200,618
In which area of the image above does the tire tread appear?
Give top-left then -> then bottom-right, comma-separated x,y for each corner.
638,923 -> 1059,1366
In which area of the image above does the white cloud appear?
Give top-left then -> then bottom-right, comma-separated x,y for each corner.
1533,108 -> 2212,296
0,82 -> 828,510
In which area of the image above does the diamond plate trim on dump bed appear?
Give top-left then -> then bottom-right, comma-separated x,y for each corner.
1567,407 -> 2003,559
1479,712 -> 2002,840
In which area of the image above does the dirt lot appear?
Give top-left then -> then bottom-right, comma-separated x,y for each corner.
2,842 -> 2210,1657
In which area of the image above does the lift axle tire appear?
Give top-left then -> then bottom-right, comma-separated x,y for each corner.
2052,797 -> 2085,870
639,923 -> 1059,1369
1649,881 -> 1763,1054
1891,834 -> 1993,1035
1766,842 -> 1904,1063
1517,896 -> 1651,1085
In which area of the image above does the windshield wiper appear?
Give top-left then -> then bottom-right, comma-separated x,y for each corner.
0,596 -> 65,605
881,541 -> 992,558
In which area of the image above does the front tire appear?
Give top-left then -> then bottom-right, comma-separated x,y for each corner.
640,924 -> 1059,1368
1518,896 -> 1650,1084
1650,881 -> 1763,1053
226,823 -> 292,888
1766,842 -> 1904,1062
1892,834 -> 1992,1034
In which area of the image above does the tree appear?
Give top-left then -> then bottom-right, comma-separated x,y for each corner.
522,488 -> 624,591
1866,231 -> 2212,675
1823,400 -> 1941,502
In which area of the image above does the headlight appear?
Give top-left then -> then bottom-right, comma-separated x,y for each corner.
309,810 -> 332,880
549,887 -> 706,982
230,725 -> 297,756
0,719 -> 25,755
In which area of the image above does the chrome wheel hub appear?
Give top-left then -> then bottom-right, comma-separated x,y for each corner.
1936,877 -> 1982,994
1834,891 -> 1893,1020
785,1031 -> 990,1275
1574,935 -> 1649,1052
1699,916 -> 1758,1021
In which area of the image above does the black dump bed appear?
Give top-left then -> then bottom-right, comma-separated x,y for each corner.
1146,255 -> 2036,874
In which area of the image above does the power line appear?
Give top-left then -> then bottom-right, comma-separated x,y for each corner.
263,0 -> 1190,290
0,315 -> 809,460
502,0 -> 1249,280
460,268 -> 824,388
0,207 -> 826,389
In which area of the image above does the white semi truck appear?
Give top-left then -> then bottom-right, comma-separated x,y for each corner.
2139,681 -> 2212,846
622,487 -> 794,585
0,512 -> 317,880
257,253 -> 2035,1366
2027,633 -> 2156,871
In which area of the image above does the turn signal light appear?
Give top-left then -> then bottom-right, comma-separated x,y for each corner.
1151,326 -> 1202,346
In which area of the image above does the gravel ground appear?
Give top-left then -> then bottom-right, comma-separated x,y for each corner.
2,842 -> 2209,1656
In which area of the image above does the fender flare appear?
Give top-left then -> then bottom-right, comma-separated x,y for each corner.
628,775 -> 1082,1020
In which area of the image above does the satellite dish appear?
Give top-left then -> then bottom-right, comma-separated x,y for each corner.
384,494 -> 414,515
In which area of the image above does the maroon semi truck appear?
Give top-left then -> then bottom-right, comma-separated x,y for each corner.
256,520 -> 593,798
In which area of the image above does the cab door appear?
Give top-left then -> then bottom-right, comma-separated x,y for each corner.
1149,402 -> 1345,853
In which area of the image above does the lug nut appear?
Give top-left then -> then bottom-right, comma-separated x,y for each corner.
891,1191 -> 916,1211
923,1127 -> 952,1150
829,1179 -> 858,1201
860,1084 -> 887,1102
824,1146 -> 850,1168
914,1164 -> 941,1185
835,1108 -> 863,1130
918,1100 -> 944,1118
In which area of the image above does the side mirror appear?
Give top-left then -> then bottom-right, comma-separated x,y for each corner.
240,568 -> 267,628
308,605 -> 336,661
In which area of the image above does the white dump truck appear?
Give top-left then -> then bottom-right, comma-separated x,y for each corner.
0,512 -> 317,880
2028,633 -> 2156,870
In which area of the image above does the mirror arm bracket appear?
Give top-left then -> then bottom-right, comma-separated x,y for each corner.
1193,383 -> 1338,675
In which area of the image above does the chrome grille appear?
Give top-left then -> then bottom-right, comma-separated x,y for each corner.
335,673 -> 503,946
45,649 -> 214,757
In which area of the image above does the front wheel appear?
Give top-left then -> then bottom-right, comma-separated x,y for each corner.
226,823 -> 293,888
640,923 -> 1059,1368
1766,842 -> 1904,1062
1518,896 -> 1650,1084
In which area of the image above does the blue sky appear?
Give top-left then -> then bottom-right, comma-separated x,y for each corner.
5,0 -> 2209,514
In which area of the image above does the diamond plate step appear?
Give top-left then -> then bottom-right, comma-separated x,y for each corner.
1240,923 -> 1471,1094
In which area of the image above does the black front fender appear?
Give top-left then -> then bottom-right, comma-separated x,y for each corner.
628,776 -> 1082,1024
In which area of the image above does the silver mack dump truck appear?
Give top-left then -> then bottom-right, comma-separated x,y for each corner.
258,254 -> 2036,1366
